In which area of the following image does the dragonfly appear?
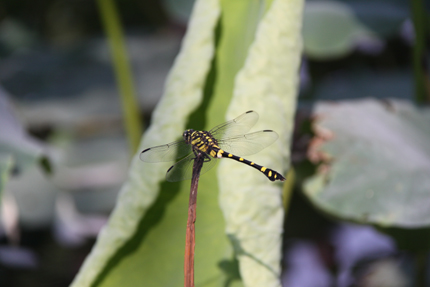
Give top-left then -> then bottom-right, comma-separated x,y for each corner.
140,110 -> 286,182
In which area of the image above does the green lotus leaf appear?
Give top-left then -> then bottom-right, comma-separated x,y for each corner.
304,99 -> 430,228
303,0 -> 379,59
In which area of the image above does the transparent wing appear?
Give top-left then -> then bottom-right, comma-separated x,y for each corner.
139,139 -> 192,163
166,154 -> 218,182
209,110 -> 259,140
217,130 -> 278,157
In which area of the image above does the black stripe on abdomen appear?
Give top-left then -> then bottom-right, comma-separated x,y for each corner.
217,149 -> 285,182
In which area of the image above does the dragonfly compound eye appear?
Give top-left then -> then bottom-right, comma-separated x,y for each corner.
183,129 -> 194,142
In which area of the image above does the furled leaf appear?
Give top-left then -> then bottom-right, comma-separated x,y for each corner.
70,0 -> 222,286
218,0 -> 303,286
71,0 -> 302,286
303,99 -> 430,228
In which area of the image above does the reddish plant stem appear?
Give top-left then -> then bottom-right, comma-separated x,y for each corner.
184,153 -> 204,287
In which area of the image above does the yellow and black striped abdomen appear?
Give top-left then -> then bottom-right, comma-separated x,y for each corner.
214,148 -> 285,182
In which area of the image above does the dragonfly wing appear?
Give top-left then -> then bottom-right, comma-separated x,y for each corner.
166,154 -> 217,182
217,130 -> 278,156
139,139 -> 192,162
199,156 -> 218,177
210,110 -> 259,139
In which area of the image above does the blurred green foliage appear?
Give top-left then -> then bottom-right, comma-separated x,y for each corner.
97,0 -> 142,154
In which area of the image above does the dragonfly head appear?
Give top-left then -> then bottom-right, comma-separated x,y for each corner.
183,129 -> 194,144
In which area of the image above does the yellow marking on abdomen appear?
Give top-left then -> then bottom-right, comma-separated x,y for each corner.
268,171 -> 272,177
217,150 -> 224,158
228,154 -> 233,157
239,158 -> 243,161
250,162 -> 254,165
261,167 -> 267,172
274,174 -> 277,179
